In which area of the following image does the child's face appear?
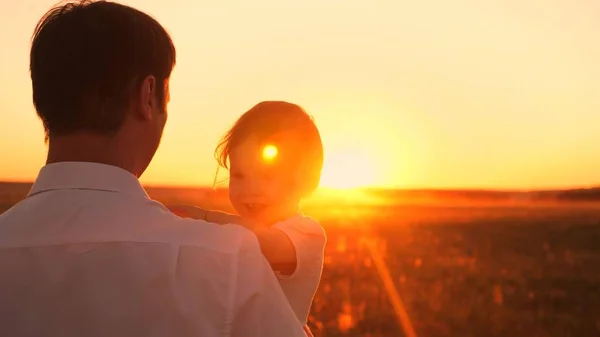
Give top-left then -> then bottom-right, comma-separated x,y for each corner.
228,135 -> 300,226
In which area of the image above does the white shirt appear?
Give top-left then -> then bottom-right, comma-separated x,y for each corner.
0,162 -> 306,337
274,216 -> 326,325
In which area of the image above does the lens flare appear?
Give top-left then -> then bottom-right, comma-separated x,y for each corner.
262,144 -> 278,161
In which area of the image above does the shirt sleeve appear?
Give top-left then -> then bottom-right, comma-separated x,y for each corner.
229,230 -> 307,337
273,216 -> 326,279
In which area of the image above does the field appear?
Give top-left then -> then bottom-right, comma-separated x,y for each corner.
2,183 -> 600,336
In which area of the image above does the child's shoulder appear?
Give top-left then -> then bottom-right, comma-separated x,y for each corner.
273,214 -> 324,237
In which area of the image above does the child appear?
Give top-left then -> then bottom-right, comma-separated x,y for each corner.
170,101 -> 326,325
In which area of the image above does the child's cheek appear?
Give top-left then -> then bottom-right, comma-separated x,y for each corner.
268,178 -> 290,199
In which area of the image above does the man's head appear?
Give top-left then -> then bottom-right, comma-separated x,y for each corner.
215,101 -> 324,225
31,0 -> 176,176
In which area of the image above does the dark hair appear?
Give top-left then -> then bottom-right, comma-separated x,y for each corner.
215,101 -> 324,195
30,0 -> 176,138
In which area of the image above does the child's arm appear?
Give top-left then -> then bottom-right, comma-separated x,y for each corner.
253,227 -> 297,274
168,205 -> 250,227
167,205 -> 297,268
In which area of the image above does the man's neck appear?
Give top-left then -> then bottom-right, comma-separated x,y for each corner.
46,133 -> 137,176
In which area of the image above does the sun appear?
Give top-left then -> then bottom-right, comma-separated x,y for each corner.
319,149 -> 376,189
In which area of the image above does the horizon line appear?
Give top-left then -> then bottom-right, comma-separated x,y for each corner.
1,179 -> 599,193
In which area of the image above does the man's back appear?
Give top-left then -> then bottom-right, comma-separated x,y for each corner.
0,162 -> 305,337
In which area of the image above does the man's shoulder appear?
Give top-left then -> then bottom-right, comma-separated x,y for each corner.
132,200 -> 262,256
0,195 -> 261,258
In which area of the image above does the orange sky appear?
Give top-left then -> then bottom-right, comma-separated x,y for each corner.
1,0 -> 600,189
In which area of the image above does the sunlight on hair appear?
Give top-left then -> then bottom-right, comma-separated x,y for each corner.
262,144 -> 278,162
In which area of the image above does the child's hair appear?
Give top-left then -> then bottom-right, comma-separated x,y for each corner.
215,101 -> 324,195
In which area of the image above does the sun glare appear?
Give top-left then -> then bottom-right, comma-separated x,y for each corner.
262,144 -> 278,162
319,150 -> 376,189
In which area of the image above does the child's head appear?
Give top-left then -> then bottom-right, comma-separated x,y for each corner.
215,101 -> 323,225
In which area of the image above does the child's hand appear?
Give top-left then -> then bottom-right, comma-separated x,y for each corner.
167,204 -> 207,220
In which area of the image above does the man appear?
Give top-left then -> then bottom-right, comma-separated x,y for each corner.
0,1 -> 308,336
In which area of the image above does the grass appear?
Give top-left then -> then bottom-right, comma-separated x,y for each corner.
308,207 -> 600,337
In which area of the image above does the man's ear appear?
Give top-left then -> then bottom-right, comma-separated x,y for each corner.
134,75 -> 157,121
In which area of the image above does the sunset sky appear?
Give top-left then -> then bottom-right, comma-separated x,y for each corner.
1,0 -> 600,189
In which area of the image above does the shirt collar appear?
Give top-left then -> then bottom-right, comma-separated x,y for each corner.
28,162 -> 149,199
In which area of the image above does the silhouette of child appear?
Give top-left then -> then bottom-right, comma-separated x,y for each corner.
170,101 -> 326,325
